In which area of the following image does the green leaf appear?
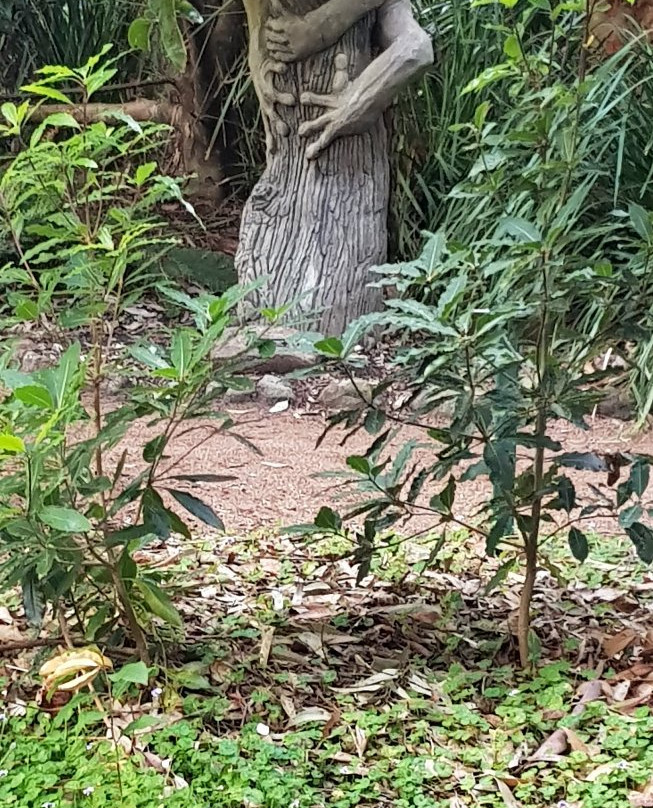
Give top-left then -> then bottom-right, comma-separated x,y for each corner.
109,660 -> 150,686
257,339 -> 276,359
364,409 -> 386,435
39,506 -> 92,533
20,83 -> 71,104
314,337 -> 343,358
22,572 -> 43,625
496,217 -> 541,243
170,473 -> 238,484
171,330 -> 193,378
568,528 -> 588,562
347,455 -> 371,474
0,433 -> 25,453
14,298 -> 39,321
486,512 -> 512,555
629,458 -> 650,498
626,522 -> 653,563
483,440 -> 515,494
430,476 -> 456,514
134,161 -> 157,186
45,342 -> 82,408
554,476 -> 575,513
619,504 -> 643,529
40,112 -> 80,130
128,17 -> 153,51
14,385 -> 53,410
142,488 -> 171,539
503,34 -> 521,59
136,579 -> 183,627
167,489 -> 224,530
484,558 -> 516,594
143,435 -> 167,463
314,506 -> 342,532
629,202 -> 652,242
158,0 -> 187,72
104,524 -> 155,548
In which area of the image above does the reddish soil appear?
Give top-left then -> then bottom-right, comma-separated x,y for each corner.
112,402 -> 653,537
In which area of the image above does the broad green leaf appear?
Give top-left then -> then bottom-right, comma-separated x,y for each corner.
554,476 -> 575,512
21,83 -> 71,104
629,458 -> 650,498
629,202 -> 652,242
619,504 -> 643,529
347,455 -> 371,474
39,506 -> 92,533
128,17 -> 153,51
40,112 -> 80,130
109,660 -> 150,686
143,435 -> 167,463
14,385 -> 53,410
0,433 -> 25,453
483,440 -> 515,493
167,489 -> 224,530
430,476 -> 456,514
364,409 -> 386,435
314,506 -> 342,532
142,488 -> 172,539
503,34 -> 521,59
486,512 -> 513,555
568,527 -> 588,562
104,524 -> 155,548
136,579 -> 183,627
626,522 -> 653,563
496,217 -> 541,243
14,298 -> 39,321
134,161 -> 157,186
314,337 -> 343,357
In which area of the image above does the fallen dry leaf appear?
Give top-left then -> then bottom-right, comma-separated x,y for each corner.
603,628 -> 638,658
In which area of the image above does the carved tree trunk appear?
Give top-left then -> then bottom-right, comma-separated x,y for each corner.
236,9 -> 386,335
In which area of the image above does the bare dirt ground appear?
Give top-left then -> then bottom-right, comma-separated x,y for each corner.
115,400 -> 653,536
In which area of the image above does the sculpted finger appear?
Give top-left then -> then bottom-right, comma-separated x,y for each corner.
265,30 -> 288,45
265,18 -> 286,32
268,49 -> 294,62
298,113 -> 332,139
306,128 -> 335,160
299,90 -> 339,109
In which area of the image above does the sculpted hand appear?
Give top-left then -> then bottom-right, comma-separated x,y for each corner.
299,54 -> 358,159
264,11 -> 325,63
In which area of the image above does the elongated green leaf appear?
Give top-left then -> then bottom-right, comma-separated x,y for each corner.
171,330 -> 193,378
626,523 -> 653,563
41,112 -> 80,130
558,452 -> 607,472
619,504 -> 643,529
170,473 -> 238,484
21,83 -> 71,104
629,458 -> 650,498
22,573 -> 43,625
158,0 -> 187,72
0,433 -> 25,453
347,455 -> 371,474
496,217 -> 541,243
136,579 -> 182,627
167,489 -> 224,530
568,528 -> 588,562
483,440 -> 515,494
14,385 -> 53,409
142,488 -> 171,539
629,202 -> 652,242
39,506 -> 91,533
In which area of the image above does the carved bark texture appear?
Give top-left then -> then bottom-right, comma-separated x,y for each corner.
237,11 -> 386,335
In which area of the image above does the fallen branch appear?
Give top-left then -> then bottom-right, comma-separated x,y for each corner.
0,636 -> 65,654
29,99 -> 183,125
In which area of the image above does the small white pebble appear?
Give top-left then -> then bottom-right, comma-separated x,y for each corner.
151,687 -> 163,699
0,770 -> 7,778
82,786 -> 94,796
161,758 -> 171,771
256,723 -> 270,737
85,742 -> 93,751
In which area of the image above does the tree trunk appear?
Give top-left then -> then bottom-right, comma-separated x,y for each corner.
236,10 -> 386,336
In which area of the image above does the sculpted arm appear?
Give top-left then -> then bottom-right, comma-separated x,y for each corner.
265,0 -> 387,62
299,0 -> 433,158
